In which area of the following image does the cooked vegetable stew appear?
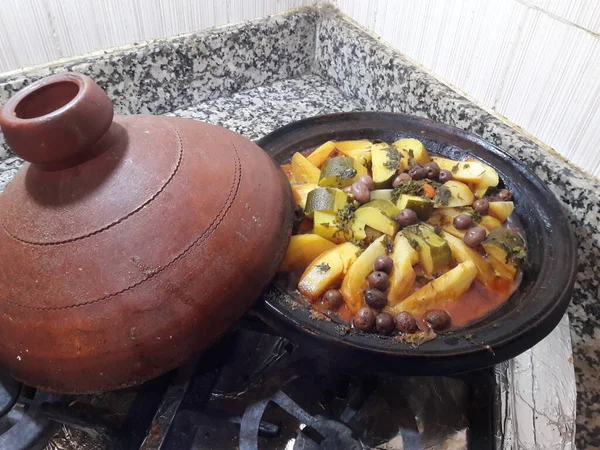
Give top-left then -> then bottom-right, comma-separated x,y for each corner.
279,138 -> 526,338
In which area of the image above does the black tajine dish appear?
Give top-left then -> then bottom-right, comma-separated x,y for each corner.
253,112 -> 577,375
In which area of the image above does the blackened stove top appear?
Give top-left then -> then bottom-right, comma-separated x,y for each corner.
1,319 -> 498,450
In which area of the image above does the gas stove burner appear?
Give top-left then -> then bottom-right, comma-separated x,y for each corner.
237,360 -> 426,450
293,418 -> 360,450
0,372 -> 63,450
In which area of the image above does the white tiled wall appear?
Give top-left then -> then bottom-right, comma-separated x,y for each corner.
1,0 -> 598,177
333,0 -> 600,178
0,0 -> 315,74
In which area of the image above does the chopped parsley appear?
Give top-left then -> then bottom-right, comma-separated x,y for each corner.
405,234 -> 421,250
392,179 -> 442,202
451,163 -> 460,174
506,247 -> 527,264
383,146 -> 401,171
407,149 -> 415,166
391,180 -> 424,202
382,235 -> 394,254
434,186 -> 452,206
332,204 -> 358,240
466,209 -> 482,224
316,262 -> 331,273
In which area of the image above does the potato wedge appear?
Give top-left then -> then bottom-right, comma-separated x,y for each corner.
307,141 -> 336,167
392,138 -> 430,170
464,157 -> 500,198
291,152 -> 320,184
298,242 -> 361,301
482,228 -> 525,280
371,143 -> 401,188
336,140 -> 372,166
441,231 -> 497,286
341,235 -> 389,314
280,234 -> 337,272
387,234 -> 418,307
431,156 -> 499,194
291,183 -> 317,209
437,180 -> 475,207
335,140 -> 372,154
389,260 -> 477,316
313,211 -> 367,244
488,201 -> 514,222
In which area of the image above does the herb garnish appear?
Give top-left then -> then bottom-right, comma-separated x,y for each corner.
392,179 -> 442,202
391,180 -> 424,202
382,235 -> 394,254
405,234 -> 421,250
332,204 -> 357,240
383,146 -> 401,171
466,209 -> 482,223
316,262 -> 331,273
451,163 -> 460,174
407,149 -> 415,166
434,186 -> 452,206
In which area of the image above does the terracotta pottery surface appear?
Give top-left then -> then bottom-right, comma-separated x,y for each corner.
0,73 -> 293,393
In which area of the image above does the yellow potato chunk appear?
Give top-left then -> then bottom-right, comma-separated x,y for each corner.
280,234 -> 337,272
291,152 -> 320,184
307,141 -> 336,167
388,260 -> 477,316
340,236 -> 389,314
488,201 -> 515,222
387,234 -> 418,307
298,242 -> 361,301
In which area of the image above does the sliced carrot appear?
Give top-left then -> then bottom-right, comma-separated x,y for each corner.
423,183 -> 436,199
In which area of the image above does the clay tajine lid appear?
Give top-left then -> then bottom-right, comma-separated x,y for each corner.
0,73 -> 293,393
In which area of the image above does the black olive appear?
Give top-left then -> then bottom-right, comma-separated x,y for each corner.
363,288 -> 388,310
392,173 -> 412,188
424,309 -> 451,330
438,170 -> 453,183
367,271 -> 390,292
357,174 -> 375,191
375,313 -> 395,334
322,289 -> 343,310
453,213 -> 474,230
396,209 -> 419,227
423,162 -> 440,180
374,255 -> 393,273
473,198 -> 490,215
498,189 -> 512,201
350,182 -> 370,204
395,311 -> 419,333
463,226 -> 487,247
353,308 -> 375,331
408,165 -> 427,181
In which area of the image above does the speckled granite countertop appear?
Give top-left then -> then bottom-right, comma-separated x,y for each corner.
1,5 -> 598,449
